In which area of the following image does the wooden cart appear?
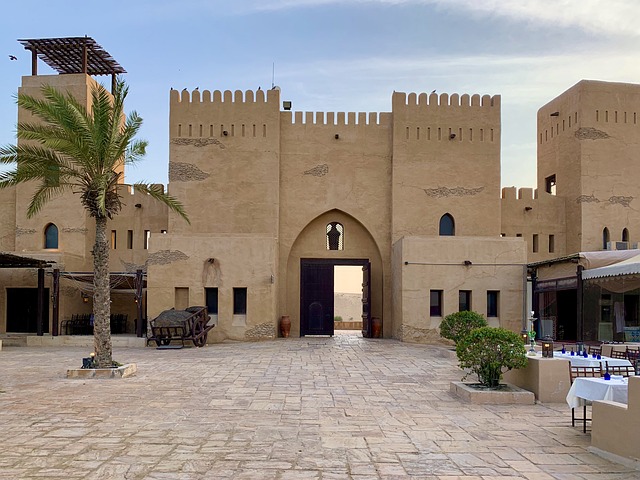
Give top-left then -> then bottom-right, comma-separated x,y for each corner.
147,306 -> 213,348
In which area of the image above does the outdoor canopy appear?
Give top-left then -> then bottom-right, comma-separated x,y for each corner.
581,250 -> 640,293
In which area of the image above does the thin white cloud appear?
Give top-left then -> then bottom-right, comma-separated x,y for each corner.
232,0 -> 640,37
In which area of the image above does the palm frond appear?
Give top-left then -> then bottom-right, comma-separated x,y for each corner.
133,182 -> 190,224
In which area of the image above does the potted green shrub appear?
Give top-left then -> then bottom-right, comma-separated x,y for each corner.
439,310 -> 487,345
455,327 -> 527,388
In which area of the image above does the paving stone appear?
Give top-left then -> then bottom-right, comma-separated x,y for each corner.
0,334 -> 638,479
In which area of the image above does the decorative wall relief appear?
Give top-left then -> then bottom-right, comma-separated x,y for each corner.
169,162 -> 211,182
304,164 -> 329,177
576,194 -> 600,204
609,196 -> 633,207
576,195 -> 633,207
171,137 -> 225,149
15,227 -> 36,236
575,127 -> 610,140
147,250 -> 189,265
120,260 -> 146,273
423,186 -> 484,198
62,227 -> 88,234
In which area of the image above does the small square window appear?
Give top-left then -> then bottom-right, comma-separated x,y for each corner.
545,174 -> 556,195
487,291 -> 499,317
459,290 -> 471,312
205,287 -> 218,315
233,287 -> 247,315
430,290 -> 443,317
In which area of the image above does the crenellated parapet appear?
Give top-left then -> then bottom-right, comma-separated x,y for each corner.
501,186 -> 536,201
170,88 -> 280,140
281,111 -> 392,136
393,91 -> 500,108
170,88 -> 279,105
392,91 -> 500,143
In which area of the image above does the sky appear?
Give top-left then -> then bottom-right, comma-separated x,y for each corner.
2,0 -> 640,189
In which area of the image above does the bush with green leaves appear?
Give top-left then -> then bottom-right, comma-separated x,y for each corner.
439,311 -> 488,344
456,327 -> 527,388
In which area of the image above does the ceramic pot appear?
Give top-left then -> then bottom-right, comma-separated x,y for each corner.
280,315 -> 291,338
371,316 -> 382,338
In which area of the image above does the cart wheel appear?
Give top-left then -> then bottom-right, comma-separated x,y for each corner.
193,333 -> 206,347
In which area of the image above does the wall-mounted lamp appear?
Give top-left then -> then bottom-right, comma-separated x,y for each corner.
550,111 -> 560,116
207,257 -> 215,264
134,203 -> 142,208
270,274 -> 274,284
463,260 -> 473,266
334,134 -> 340,139
449,133 -> 456,140
222,130 -> 228,136
81,292 -> 90,303
524,206 -> 533,211
282,101 -> 292,111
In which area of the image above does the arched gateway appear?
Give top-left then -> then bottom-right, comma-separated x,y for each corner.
283,209 -> 384,338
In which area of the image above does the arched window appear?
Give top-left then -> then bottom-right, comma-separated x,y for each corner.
603,227 -> 610,249
622,228 -> 629,242
326,222 -> 344,250
439,214 -> 455,236
44,223 -> 58,249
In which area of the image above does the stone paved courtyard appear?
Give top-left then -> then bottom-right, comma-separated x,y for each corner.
0,333 -> 638,479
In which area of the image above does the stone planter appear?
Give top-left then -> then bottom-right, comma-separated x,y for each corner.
450,381 -> 535,404
66,363 -> 137,379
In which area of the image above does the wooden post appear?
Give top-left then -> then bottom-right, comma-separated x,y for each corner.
52,269 -> 60,336
135,269 -> 144,337
577,265 -> 584,342
37,268 -> 44,336
81,37 -> 88,74
31,48 -> 38,75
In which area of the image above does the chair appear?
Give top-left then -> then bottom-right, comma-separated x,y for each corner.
610,350 -> 628,359
627,349 -> 640,364
569,365 -> 602,433
604,362 -> 636,377
588,345 -> 602,356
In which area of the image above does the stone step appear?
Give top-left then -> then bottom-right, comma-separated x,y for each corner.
0,334 -> 146,348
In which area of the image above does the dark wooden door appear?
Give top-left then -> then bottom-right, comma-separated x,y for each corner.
300,261 -> 334,336
7,288 -> 49,333
361,262 -> 372,337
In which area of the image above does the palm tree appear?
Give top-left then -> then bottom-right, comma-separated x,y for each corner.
0,78 -> 188,367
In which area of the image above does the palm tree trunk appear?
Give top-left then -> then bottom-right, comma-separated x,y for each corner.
93,216 -> 113,367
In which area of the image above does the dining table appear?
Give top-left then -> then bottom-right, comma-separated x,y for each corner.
566,376 -> 629,408
552,351 -> 633,368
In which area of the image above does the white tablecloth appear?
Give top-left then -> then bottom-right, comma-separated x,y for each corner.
552,352 -> 632,368
566,377 -> 629,408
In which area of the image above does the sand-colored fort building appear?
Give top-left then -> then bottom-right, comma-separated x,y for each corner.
1,38 -> 640,345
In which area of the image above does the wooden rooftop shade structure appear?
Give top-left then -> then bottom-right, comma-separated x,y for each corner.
0,252 -> 52,269
18,36 -> 125,91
